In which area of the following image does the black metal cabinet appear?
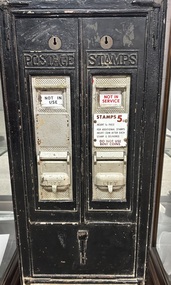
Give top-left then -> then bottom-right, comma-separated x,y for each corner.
0,1 -> 167,284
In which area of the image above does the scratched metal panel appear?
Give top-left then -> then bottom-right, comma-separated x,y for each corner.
2,0 -> 163,9
30,224 -> 135,275
35,113 -> 70,148
83,17 -> 145,49
15,17 -> 79,211
82,16 -> 145,216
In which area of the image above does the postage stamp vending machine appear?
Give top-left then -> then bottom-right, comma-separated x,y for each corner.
0,0 -> 167,284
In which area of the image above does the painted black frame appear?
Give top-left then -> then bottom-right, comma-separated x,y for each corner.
0,1 -> 168,284
149,20 -> 171,285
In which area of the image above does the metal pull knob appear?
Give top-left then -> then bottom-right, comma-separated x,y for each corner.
108,185 -> 113,193
77,230 -> 88,266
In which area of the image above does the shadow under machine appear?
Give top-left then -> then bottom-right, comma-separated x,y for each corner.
0,0 -> 167,284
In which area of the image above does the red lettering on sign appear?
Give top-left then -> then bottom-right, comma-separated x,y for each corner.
102,99 -> 120,103
103,94 -> 120,99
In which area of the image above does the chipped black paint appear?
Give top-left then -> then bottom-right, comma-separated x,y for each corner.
0,0 -> 167,284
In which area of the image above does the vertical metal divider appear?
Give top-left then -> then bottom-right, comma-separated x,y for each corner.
11,14 -> 32,276
78,18 -> 85,224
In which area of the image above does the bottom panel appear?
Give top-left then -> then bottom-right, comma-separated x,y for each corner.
30,224 -> 136,276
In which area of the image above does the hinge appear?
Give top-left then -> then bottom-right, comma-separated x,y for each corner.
132,0 -> 162,8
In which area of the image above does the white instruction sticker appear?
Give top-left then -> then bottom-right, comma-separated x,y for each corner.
94,113 -> 128,147
41,93 -> 63,107
100,91 -> 122,107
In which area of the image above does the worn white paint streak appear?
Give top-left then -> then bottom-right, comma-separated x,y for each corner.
123,23 -> 134,47
64,10 -> 74,13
